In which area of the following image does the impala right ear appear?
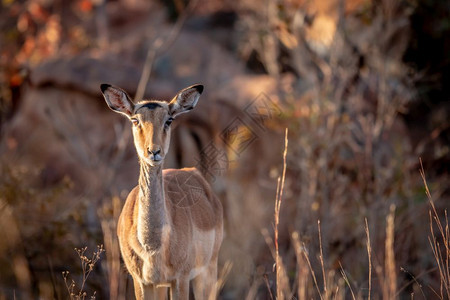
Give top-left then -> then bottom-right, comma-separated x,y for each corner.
100,84 -> 135,117
169,84 -> 203,118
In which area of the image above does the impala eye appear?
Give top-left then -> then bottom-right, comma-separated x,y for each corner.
165,118 -> 173,128
131,118 -> 140,126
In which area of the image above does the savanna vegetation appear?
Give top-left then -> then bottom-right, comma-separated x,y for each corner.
0,0 -> 448,299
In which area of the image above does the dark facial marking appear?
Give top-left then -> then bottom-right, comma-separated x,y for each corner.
140,102 -> 162,110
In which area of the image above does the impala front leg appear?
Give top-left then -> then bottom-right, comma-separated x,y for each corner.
170,277 -> 189,300
192,258 -> 218,300
142,284 -> 167,300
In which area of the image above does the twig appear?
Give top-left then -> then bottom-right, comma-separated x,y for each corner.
275,128 -> 289,299
263,274 -> 275,300
318,220 -> 328,298
398,267 -> 426,299
302,241 -> 324,300
338,261 -> 356,300
62,245 -> 105,299
396,266 -> 436,296
134,0 -> 198,101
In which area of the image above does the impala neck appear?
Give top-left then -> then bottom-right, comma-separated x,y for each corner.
137,160 -> 166,252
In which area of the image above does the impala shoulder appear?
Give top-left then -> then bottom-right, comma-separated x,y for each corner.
163,167 -> 206,183
163,167 -> 215,199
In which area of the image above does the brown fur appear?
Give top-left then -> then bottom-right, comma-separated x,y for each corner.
101,84 -> 223,299
118,169 -> 223,298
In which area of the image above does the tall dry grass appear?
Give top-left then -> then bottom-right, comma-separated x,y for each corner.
420,159 -> 450,299
267,145 -> 449,299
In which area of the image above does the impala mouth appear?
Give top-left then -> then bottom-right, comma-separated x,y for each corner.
140,155 -> 164,166
148,155 -> 163,166
151,153 -> 162,162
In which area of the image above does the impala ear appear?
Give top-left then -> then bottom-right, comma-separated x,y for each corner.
169,84 -> 203,117
100,84 -> 135,117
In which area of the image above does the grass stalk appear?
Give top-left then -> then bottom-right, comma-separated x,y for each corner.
420,158 -> 450,299
338,261 -> 356,300
365,218 -> 372,300
384,204 -> 397,300
274,128 -> 289,299
318,220 -> 328,298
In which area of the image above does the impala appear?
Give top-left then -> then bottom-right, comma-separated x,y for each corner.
101,83 -> 223,299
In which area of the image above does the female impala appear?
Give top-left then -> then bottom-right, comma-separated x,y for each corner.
101,84 -> 223,300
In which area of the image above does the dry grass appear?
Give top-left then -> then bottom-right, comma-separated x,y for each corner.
266,153 -> 448,299
62,245 -> 105,300
420,159 -> 450,299
365,218 -> 372,300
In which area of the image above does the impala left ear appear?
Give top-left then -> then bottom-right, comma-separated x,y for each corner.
169,84 -> 203,117
100,84 -> 135,118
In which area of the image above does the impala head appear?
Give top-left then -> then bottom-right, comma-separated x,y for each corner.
101,84 -> 203,166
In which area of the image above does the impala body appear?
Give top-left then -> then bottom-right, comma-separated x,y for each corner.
101,84 -> 223,300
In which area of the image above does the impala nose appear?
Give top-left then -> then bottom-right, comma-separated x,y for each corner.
148,148 -> 162,161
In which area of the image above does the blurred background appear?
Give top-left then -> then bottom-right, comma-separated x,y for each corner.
0,0 -> 449,299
